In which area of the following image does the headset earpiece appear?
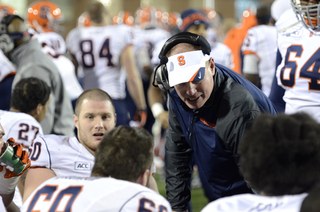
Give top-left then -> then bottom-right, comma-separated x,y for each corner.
153,32 -> 211,91
153,64 -> 170,91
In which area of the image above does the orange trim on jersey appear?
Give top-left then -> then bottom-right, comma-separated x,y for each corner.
189,68 -> 200,82
200,117 -> 215,128
3,71 -> 16,80
242,50 -> 258,57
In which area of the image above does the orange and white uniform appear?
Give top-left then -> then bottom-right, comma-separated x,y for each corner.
22,177 -> 172,212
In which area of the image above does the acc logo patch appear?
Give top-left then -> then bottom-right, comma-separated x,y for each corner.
74,162 -> 91,170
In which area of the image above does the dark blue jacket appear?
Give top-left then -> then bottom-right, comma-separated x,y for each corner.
165,64 -> 277,211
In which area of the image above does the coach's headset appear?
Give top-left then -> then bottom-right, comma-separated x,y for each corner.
0,15 -> 27,53
152,31 -> 211,92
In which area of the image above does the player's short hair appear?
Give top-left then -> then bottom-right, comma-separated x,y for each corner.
91,126 -> 154,182
74,88 -> 115,116
239,112 -> 320,196
256,3 -> 271,25
11,77 -> 51,113
86,0 -> 107,24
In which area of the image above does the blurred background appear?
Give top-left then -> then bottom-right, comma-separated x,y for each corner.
0,0 -> 274,39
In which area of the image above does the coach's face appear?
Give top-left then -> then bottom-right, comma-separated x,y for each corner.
169,43 -> 215,109
74,98 -> 116,155
174,59 -> 215,109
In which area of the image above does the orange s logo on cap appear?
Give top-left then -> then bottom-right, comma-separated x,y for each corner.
178,56 -> 185,66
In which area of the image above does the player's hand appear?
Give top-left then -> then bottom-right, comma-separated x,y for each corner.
134,109 -> 147,127
0,138 -> 31,179
157,111 -> 169,129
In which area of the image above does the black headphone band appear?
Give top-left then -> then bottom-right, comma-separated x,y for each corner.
158,32 -> 211,64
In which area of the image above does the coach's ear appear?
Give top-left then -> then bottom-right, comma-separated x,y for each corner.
135,169 -> 150,187
208,57 -> 215,76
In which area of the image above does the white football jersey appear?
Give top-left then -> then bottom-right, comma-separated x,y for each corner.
135,27 -> 170,66
210,42 -> 234,69
201,193 -> 307,212
0,50 -> 15,83
242,25 -> 277,96
0,110 -> 44,209
29,135 -> 94,177
22,177 -> 172,212
0,110 -> 43,149
66,24 -> 134,100
30,29 -> 83,101
31,31 -> 67,55
275,9 -> 320,122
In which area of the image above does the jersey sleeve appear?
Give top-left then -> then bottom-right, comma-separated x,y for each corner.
66,28 -> 80,55
123,25 -> 134,46
241,28 -> 258,57
28,135 -> 51,169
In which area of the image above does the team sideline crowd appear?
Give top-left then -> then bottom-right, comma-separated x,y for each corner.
0,0 -> 320,211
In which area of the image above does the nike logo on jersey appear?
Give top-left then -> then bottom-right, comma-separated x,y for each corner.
198,72 -> 201,79
74,162 -> 91,170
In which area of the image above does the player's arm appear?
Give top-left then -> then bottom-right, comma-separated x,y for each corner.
23,168 -> 56,202
121,45 -> 147,126
23,136 -> 56,202
148,72 -> 169,129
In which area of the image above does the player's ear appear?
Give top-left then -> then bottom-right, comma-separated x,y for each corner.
135,169 -> 150,186
35,103 -> 42,115
73,114 -> 79,129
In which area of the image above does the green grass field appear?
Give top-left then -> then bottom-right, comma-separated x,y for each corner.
154,173 -> 209,212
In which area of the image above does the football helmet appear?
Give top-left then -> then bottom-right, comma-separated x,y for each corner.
161,12 -> 182,35
26,1 -> 64,33
0,4 -> 18,18
112,11 -> 134,27
77,12 -> 91,27
135,6 -> 165,29
292,0 -> 320,32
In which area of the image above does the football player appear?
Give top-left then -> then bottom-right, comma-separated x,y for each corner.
241,4 -> 277,96
66,1 -> 147,127
23,88 -> 116,202
269,0 -> 320,122
201,113 -> 320,212
21,126 -> 171,212
0,77 -> 51,209
26,1 -> 66,54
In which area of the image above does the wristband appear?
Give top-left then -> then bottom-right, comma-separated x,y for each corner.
151,103 -> 165,118
0,143 -> 27,175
